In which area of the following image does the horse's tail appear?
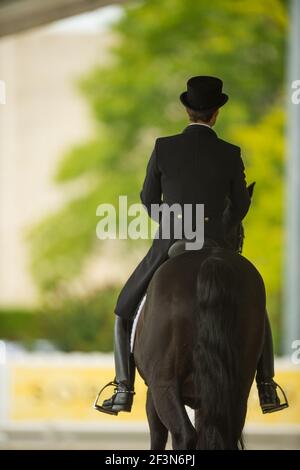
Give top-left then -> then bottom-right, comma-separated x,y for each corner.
194,254 -> 242,450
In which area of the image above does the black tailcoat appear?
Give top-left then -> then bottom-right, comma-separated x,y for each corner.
114,124 -> 250,318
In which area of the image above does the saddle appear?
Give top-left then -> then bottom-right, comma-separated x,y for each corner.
130,238 -> 228,352
167,238 -> 225,258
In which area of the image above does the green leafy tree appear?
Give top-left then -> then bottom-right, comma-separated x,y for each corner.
231,105 -> 285,347
27,0 -> 287,350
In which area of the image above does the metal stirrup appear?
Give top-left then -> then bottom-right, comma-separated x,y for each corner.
93,380 -> 136,416
93,381 -> 118,414
274,381 -> 289,407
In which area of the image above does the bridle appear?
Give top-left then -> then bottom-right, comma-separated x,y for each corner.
224,222 -> 245,255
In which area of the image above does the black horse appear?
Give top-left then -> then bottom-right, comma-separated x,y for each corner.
132,185 -> 267,450
133,244 -> 265,450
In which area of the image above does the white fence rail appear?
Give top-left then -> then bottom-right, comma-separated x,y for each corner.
0,342 -> 299,449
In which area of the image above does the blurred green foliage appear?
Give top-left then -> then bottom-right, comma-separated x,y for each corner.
26,0 -> 287,351
0,286 -> 119,352
40,286 -> 118,352
0,307 -> 42,349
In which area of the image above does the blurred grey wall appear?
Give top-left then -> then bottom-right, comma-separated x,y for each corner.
0,26 -> 117,306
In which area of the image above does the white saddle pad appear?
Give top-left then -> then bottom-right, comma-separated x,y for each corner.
130,294 -> 147,353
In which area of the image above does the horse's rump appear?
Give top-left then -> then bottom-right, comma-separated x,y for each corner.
134,248 -> 266,449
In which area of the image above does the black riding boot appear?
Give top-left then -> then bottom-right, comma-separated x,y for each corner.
256,311 -> 288,414
94,316 -> 136,415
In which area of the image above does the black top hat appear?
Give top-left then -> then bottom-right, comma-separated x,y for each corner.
179,76 -> 228,112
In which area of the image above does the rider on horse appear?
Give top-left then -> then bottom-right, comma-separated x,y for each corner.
95,76 -> 288,417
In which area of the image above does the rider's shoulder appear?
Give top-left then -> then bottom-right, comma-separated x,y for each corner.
155,133 -> 184,145
217,137 -> 241,155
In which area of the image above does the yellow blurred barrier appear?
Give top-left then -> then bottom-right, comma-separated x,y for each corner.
4,354 -> 300,425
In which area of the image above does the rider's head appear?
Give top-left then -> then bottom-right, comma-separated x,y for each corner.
185,106 -> 219,127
